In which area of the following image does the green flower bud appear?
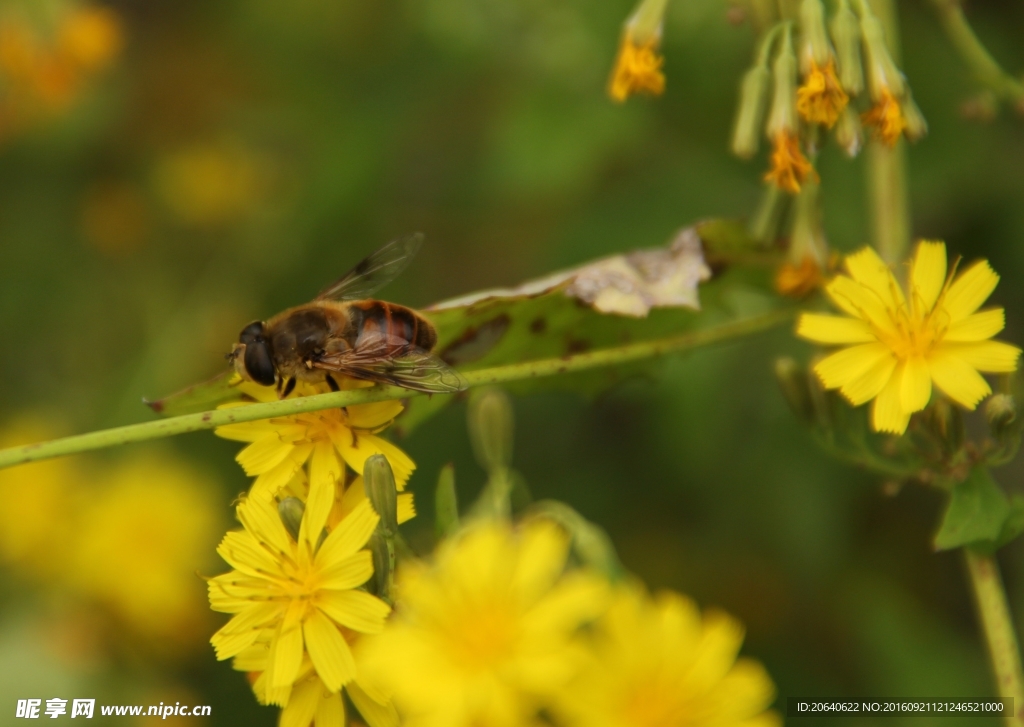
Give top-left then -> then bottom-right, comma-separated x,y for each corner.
830,0 -> 863,95
435,463 -> 460,539
278,497 -> 304,542
366,531 -> 393,602
766,27 -> 798,138
732,64 -> 772,159
364,454 -> 399,537
902,92 -> 928,142
774,357 -> 815,425
924,397 -> 965,456
468,387 -> 514,473
834,104 -> 863,157
986,394 -> 1017,441
798,0 -> 831,73
859,12 -> 905,100
627,0 -> 670,45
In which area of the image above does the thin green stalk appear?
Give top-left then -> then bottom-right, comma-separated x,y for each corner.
866,0 -> 911,267
965,549 -> 1024,726
929,0 -> 1024,104
0,309 -> 794,471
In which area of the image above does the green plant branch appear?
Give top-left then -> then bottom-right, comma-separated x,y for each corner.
929,0 -> 1024,103
965,549 -> 1024,726
0,308 -> 795,471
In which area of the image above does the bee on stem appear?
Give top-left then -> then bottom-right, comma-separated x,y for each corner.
228,234 -> 465,397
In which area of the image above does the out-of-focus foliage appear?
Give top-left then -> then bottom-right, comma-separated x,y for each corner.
0,0 -> 1023,723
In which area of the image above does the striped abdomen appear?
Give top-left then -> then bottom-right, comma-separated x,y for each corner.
347,300 -> 437,355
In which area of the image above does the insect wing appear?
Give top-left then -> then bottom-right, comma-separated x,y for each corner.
314,338 -> 466,394
315,233 -> 424,301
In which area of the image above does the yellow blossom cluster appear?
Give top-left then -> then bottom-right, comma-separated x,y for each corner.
0,2 -> 122,139
210,378 -> 419,726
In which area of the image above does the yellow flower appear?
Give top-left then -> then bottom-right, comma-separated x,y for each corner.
798,242 -> 1021,434
763,131 -> 817,194
556,584 -> 780,727
208,474 -> 391,702
69,453 -> 223,648
57,6 -> 122,72
608,33 -> 665,102
234,645 -> 399,727
862,88 -> 906,146
775,255 -> 825,298
216,380 -> 414,501
360,518 -> 609,727
795,59 -> 848,128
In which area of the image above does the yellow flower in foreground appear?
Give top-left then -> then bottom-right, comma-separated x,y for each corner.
796,59 -> 848,128
608,33 -> 665,102
764,131 -> 817,194
216,381 -> 414,501
234,646 -> 398,727
798,242 -> 1021,434
862,88 -> 906,146
361,519 -> 609,727
208,474 -> 390,704
557,584 -> 780,727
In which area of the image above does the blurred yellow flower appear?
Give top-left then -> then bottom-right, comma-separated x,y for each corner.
57,6 -> 123,73
798,242 -> 1021,434
862,88 -> 906,147
608,34 -> 665,103
208,474 -> 390,704
360,518 -> 609,727
69,453 -> 223,647
556,584 -> 780,727
216,380 -> 414,501
774,255 -> 824,298
764,131 -> 816,194
234,647 -> 398,727
796,59 -> 848,128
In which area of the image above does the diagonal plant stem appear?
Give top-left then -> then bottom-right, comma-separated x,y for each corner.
965,549 -> 1024,727
0,308 -> 795,471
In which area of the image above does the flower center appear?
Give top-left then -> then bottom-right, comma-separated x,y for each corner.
447,603 -> 519,670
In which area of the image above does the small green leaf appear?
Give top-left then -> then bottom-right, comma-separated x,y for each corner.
933,468 -> 1010,551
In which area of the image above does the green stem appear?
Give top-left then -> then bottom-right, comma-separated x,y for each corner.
866,0 -> 911,266
0,309 -> 794,471
965,549 -> 1024,726
929,0 -> 1024,103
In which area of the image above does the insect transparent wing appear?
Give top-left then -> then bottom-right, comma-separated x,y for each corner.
313,338 -> 467,394
315,233 -> 424,301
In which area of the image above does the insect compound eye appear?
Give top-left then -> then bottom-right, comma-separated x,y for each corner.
239,321 -> 265,345
244,339 -> 277,386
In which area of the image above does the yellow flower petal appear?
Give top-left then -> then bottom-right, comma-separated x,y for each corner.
839,352 -> 897,406
315,689 -> 345,727
280,678 -> 320,727
941,340 -> 1021,373
317,590 -> 391,633
318,551 -> 374,591
250,447 -> 308,501
814,342 -> 891,390
900,356 -> 932,413
512,519 -> 571,604
872,369 -> 911,434
303,609 -> 357,691
825,275 -> 896,335
346,400 -> 406,430
945,308 -> 1005,342
236,435 -> 294,476
929,351 -> 992,409
217,530 -> 285,579
348,681 -> 400,727
269,623 -> 305,688
844,246 -> 905,310
317,500 -> 379,566
303,441 -> 338,544
910,240 -> 946,314
944,259 -> 999,322
797,314 -> 874,344
397,492 -> 416,524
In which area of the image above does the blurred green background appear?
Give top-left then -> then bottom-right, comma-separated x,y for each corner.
0,0 -> 1022,724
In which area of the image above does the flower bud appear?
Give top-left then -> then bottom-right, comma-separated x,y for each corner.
902,92 -> 928,142
859,12 -> 905,100
627,0 -> 670,45
468,387 -> 514,473
775,357 -> 815,424
364,454 -> 398,537
766,27 -> 798,138
278,497 -> 304,541
924,397 -> 965,456
834,104 -> 863,157
798,0 -> 831,73
986,394 -> 1017,441
367,531 -> 392,602
435,463 -> 460,539
732,64 -> 772,158
829,0 -> 863,95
